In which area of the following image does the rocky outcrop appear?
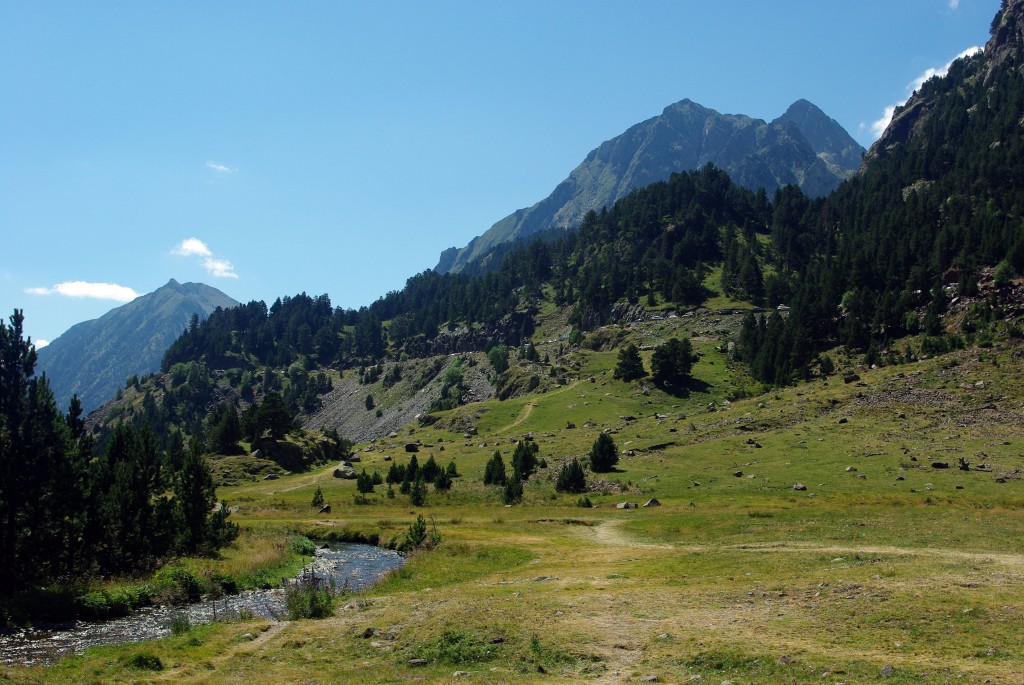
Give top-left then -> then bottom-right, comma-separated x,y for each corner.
402,310 -> 535,358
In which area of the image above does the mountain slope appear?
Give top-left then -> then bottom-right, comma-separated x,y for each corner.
36,279 -> 238,412
435,98 -> 863,274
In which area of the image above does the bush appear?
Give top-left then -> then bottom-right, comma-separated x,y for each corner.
285,575 -> 336,620
290,535 -> 318,557
589,433 -> 619,473
576,495 -> 593,508
123,652 -> 164,671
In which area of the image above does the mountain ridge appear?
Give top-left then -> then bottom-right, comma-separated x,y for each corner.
435,97 -> 863,274
36,279 -> 238,413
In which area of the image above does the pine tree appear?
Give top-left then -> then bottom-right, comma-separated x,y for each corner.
589,433 -> 619,473
555,458 -> 587,493
613,343 -> 645,381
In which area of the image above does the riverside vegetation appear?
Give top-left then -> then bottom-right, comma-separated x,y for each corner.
4,2 -> 1024,683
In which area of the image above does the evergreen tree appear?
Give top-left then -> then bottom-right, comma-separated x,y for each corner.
503,477 -> 523,505
484,450 -> 507,485
511,441 -> 539,481
613,343 -> 645,381
589,433 -> 619,473
409,475 -> 427,506
175,440 -> 217,554
650,337 -> 696,388
555,458 -> 587,493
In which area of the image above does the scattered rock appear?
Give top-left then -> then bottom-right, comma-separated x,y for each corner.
318,504 -> 331,514
333,466 -> 357,479
453,672 -> 471,678
361,627 -> 376,638
404,443 -> 419,452
931,462 -> 950,469
846,466 -> 857,472
733,471 -> 744,477
409,658 -> 428,667
777,655 -> 792,666
838,417 -> 849,424
880,663 -> 894,678
616,502 -> 638,509
642,498 -> 661,507
489,637 -> 505,644
639,677 -> 660,683
262,473 -> 279,481
792,483 -> 807,491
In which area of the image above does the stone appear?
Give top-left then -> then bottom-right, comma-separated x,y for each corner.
409,658 -> 428,667
838,417 -> 848,424
453,672 -> 471,678
733,471 -> 743,477
404,443 -> 420,452
318,504 -> 331,514
792,483 -> 807,491
616,502 -> 638,509
880,663 -> 894,677
931,462 -> 950,469
639,677 -> 660,683
361,627 -> 376,638
333,466 -> 357,479
642,498 -> 661,507
846,466 -> 857,472
263,473 -> 279,481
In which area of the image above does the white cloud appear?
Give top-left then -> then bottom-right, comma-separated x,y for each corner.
863,45 -> 982,140
172,237 -> 213,258
203,257 -> 239,279
24,281 -> 140,302
206,161 -> 237,174
949,0 -> 960,9
172,237 -> 240,279
35,339 -> 49,349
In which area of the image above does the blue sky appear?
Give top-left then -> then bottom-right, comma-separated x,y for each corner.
0,0 -> 998,346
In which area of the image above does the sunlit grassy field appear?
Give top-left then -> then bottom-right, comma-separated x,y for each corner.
6,332 -> 1024,684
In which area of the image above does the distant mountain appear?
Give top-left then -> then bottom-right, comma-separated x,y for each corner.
36,279 -> 238,413
435,98 -> 863,273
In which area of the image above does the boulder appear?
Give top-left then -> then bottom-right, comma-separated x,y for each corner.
333,466 -> 358,479
616,502 -> 638,509
404,443 -> 420,453
318,504 -> 332,514
792,483 -> 807,491
642,498 -> 661,507
263,473 -> 279,481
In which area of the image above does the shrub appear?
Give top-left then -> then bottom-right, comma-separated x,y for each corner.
285,572 -> 335,620
123,652 -> 164,671
290,535 -> 318,557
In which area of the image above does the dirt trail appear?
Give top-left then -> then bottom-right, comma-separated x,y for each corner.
496,380 -> 580,435
583,520 -> 1024,568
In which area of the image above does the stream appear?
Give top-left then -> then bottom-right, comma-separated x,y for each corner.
0,542 -> 405,666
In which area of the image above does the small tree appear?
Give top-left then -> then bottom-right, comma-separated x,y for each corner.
310,486 -> 324,508
365,394 -> 375,411
445,460 -> 460,478
503,477 -> 523,505
555,458 -> 587,493
511,441 -> 539,481
484,450 -> 506,485
433,468 -> 452,491
589,433 -> 619,473
613,343 -> 645,381
356,469 -> 375,503
409,475 -> 427,506
421,455 -> 441,483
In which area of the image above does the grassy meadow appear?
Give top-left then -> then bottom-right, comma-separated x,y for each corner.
6,322 -> 1024,684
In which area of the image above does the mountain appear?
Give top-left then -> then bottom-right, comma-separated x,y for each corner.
36,279 -> 238,413
435,98 -> 863,274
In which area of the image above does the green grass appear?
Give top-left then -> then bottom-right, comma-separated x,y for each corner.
6,329 -> 1024,684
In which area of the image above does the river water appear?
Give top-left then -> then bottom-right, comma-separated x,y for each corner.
0,543 -> 404,666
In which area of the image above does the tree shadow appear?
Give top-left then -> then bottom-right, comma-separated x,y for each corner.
659,376 -> 711,397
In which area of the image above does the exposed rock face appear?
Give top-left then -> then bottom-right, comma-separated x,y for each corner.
36,279 -> 238,413
401,310 -> 536,357
436,98 -> 863,274
866,0 -> 1024,164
